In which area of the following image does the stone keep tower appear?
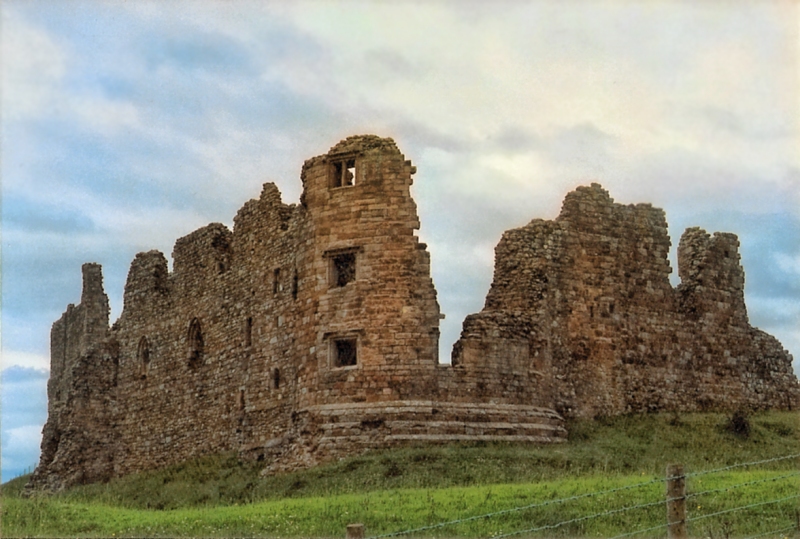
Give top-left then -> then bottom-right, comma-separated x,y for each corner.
295,136 -> 442,407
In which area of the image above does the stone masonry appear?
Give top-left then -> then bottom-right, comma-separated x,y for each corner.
28,137 -> 798,492
454,183 -> 799,417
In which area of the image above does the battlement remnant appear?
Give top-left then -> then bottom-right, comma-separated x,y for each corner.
28,137 -> 798,492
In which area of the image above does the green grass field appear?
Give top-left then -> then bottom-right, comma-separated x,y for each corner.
3,411 -> 799,538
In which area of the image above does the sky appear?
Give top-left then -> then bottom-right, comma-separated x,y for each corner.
2,0 -> 799,482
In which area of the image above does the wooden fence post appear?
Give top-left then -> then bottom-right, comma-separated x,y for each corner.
666,464 -> 687,539
346,523 -> 365,539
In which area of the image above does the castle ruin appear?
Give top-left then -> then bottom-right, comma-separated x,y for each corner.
29,135 -> 799,491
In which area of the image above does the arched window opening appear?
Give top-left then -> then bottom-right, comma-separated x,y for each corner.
188,318 -> 204,367
137,336 -> 151,379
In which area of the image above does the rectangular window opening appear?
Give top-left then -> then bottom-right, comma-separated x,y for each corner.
331,157 -> 356,188
333,338 -> 358,368
332,252 -> 356,287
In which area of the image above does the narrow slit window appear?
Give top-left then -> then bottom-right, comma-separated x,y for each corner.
188,318 -> 204,367
292,270 -> 299,300
273,367 -> 281,389
333,337 -> 358,368
273,268 -> 281,294
245,317 -> 253,347
137,336 -> 150,379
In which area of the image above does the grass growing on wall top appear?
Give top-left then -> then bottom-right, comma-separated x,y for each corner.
2,411 -> 798,537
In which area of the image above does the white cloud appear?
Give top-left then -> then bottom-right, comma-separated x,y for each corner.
775,253 -> 800,277
1,7 -> 67,121
1,350 -> 49,371
2,424 -> 43,450
72,96 -> 142,135
0,425 -> 43,480
1,6 -> 144,136
254,0 -> 800,230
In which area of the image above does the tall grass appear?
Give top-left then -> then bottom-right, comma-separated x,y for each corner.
2,411 -> 798,537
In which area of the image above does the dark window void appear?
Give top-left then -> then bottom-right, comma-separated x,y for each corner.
333,338 -> 358,367
188,318 -> 204,366
245,317 -> 253,347
331,158 -> 356,187
238,389 -> 245,411
273,268 -> 281,294
332,252 -> 356,287
138,336 -> 150,379
273,367 -> 281,389
292,270 -> 299,300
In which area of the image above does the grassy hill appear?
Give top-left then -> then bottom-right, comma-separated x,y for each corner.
3,411 -> 799,537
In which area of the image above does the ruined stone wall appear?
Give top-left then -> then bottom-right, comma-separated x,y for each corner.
30,136 -> 566,492
455,183 -> 799,418
31,140 -> 796,492
29,264 -> 113,491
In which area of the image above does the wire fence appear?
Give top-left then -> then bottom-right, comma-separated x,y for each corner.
356,453 -> 800,539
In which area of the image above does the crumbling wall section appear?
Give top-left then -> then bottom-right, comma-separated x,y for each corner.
27,264 -> 112,492
456,183 -> 799,418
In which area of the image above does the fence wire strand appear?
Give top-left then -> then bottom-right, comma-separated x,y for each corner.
687,493 -> 800,524
490,497 -> 668,539
686,453 -> 800,479
367,476 -> 665,539
367,452 -> 800,539
687,471 -> 800,500
745,524 -> 800,539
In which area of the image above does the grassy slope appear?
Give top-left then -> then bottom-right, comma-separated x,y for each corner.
2,411 -> 799,537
